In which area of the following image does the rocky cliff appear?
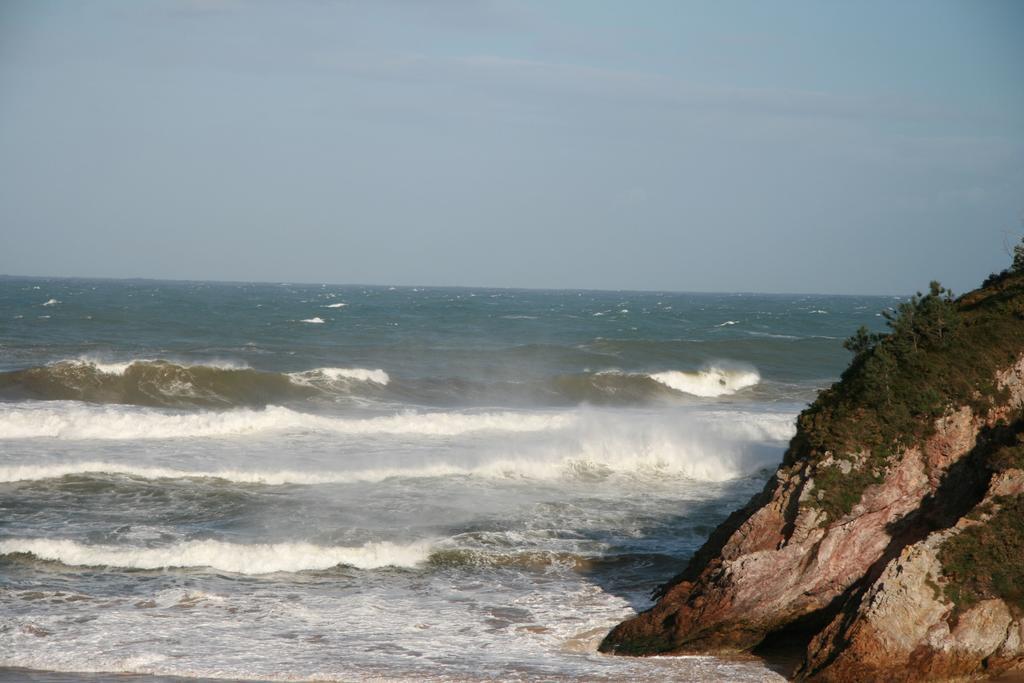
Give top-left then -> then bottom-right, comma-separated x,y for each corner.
600,271 -> 1024,681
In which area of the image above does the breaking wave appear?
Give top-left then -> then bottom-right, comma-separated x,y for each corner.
648,366 -> 761,397
0,357 -> 761,409
552,365 -> 760,403
0,402 -> 573,440
0,538 -> 431,573
288,367 -> 390,386
0,360 -> 389,408
0,408 -> 794,481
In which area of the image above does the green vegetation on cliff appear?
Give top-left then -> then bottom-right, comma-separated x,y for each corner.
939,491 -> 1024,616
938,417 -> 1024,616
789,269 -> 1024,522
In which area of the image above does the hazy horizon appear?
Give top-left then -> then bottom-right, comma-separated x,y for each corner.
0,270 -> 919,298
2,1 -> 1022,295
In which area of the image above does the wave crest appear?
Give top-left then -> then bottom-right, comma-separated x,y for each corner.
288,367 -> 390,386
551,365 -> 760,403
0,360 -> 389,408
0,403 -> 573,440
0,408 -> 794,482
0,538 -> 431,573
648,366 -> 760,397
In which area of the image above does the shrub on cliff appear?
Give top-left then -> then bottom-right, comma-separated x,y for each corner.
793,271 -> 1024,522
939,491 -> 1024,616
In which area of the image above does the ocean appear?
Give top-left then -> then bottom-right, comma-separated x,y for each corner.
0,277 -> 895,682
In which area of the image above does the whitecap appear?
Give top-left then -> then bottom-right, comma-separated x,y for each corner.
0,408 -> 796,485
288,367 -> 390,386
0,538 -> 431,573
648,366 -> 760,397
47,357 -> 249,376
0,403 -> 573,440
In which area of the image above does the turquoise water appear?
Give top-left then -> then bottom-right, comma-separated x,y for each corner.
0,276 -> 893,681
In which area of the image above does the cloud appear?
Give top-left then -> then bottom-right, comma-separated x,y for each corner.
324,51 -> 959,124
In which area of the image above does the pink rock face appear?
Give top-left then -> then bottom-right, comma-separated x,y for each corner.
599,356 -> 1024,681
802,472 -> 1024,682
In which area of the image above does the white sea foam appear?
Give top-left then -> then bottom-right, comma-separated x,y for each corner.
0,538 -> 431,572
0,409 -> 794,484
48,357 -> 250,376
288,367 -> 390,386
746,331 -> 800,340
64,358 -> 141,375
0,448 -> 773,485
300,317 -> 325,324
648,366 -> 761,397
715,320 -> 739,327
0,403 -> 572,440
0,461 -> 448,485
324,303 -> 347,308
41,298 -> 60,306
45,359 -> 384,389
694,409 -> 797,442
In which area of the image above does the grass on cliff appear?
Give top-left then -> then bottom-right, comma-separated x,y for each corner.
939,491 -> 1024,617
788,270 -> 1024,522
939,426 -> 1024,615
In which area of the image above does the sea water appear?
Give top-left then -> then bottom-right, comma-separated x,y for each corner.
0,277 -> 894,681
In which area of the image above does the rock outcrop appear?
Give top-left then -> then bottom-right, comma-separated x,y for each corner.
600,272 -> 1024,681
800,467 -> 1024,682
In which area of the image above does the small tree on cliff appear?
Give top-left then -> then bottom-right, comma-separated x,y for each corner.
845,282 -> 959,359
840,281 -> 961,417
883,281 -> 960,355
1013,236 -> 1024,273
984,229 -> 1024,287
843,326 -> 881,356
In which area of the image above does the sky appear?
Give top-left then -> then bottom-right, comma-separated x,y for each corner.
1,0 -> 1022,295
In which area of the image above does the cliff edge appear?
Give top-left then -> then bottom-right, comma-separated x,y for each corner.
599,270 -> 1024,682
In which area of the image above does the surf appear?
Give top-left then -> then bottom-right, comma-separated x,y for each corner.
0,359 -> 390,408
648,365 -> 761,397
0,538 -> 432,573
0,402 -> 574,440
